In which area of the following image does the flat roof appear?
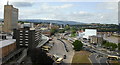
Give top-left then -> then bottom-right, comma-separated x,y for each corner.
0,39 -> 16,48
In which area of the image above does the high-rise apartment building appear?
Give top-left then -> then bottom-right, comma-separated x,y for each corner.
3,3 -> 18,33
13,27 -> 42,54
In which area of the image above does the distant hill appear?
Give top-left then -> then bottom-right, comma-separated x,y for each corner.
19,19 -> 85,25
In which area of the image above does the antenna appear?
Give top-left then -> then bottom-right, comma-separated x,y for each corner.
7,0 -> 9,5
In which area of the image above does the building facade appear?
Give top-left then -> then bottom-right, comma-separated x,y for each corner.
13,27 -> 42,53
0,34 -> 16,64
90,36 -> 103,45
3,4 -> 18,33
83,29 -> 97,39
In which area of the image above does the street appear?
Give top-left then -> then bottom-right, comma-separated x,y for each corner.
89,53 -> 101,65
49,37 -> 74,65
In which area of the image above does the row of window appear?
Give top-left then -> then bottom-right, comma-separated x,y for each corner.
20,30 -> 29,32
19,36 -> 29,38
20,44 -> 28,46
20,34 -> 29,35
19,41 -> 28,43
20,39 -> 28,40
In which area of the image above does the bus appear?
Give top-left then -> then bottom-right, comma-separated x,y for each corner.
107,55 -> 119,60
55,58 -> 63,64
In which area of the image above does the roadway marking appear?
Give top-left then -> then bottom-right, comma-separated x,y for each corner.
89,54 -> 93,65
95,54 -> 101,65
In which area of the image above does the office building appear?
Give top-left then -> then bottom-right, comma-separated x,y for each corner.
3,3 -> 18,33
13,27 -> 42,53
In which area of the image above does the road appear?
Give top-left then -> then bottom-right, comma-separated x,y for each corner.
89,53 -> 101,65
103,36 -> 120,44
62,40 -> 74,64
83,45 -> 109,65
99,57 -> 108,65
49,37 -> 66,57
89,50 -> 108,65
49,37 -> 74,65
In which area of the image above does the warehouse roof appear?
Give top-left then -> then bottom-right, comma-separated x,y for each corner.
0,39 -> 16,48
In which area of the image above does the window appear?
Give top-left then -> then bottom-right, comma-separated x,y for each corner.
25,34 -> 28,35
20,34 -> 23,35
25,44 -> 28,46
25,30 -> 29,32
20,41 -> 23,43
20,31 -> 23,32
25,36 -> 28,38
25,42 -> 28,43
20,36 -> 23,38
20,39 -> 23,40
20,44 -> 23,45
25,39 -> 28,40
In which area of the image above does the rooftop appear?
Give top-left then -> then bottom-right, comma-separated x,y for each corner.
0,36 -> 16,48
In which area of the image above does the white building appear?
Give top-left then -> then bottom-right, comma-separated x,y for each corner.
83,29 -> 97,39
77,30 -> 85,38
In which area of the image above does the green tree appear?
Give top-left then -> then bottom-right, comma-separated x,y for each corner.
64,25 -> 70,31
104,42 -> 110,48
102,40 -> 107,45
58,29 -> 65,33
50,29 -> 57,35
70,27 -> 77,34
103,41 -> 118,51
72,40 -> 83,51
111,43 -> 118,50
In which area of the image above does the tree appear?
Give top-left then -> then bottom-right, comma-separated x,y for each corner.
104,42 -> 110,48
102,40 -> 107,45
71,27 -> 77,34
31,48 -> 54,65
58,29 -> 65,33
50,29 -> 57,35
102,41 -> 118,51
64,25 -> 70,31
72,40 -> 83,51
111,43 -> 118,51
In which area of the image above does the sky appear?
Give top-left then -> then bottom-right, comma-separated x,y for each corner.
0,0 -> 119,24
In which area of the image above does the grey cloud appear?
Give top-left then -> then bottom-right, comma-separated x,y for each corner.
12,2 -> 33,7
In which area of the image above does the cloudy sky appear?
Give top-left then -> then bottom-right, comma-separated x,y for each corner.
0,0 -> 119,24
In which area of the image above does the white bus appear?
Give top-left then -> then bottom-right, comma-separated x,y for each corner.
55,58 -> 63,64
107,55 -> 119,60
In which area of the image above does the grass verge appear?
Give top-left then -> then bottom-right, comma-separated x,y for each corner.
72,50 -> 92,65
